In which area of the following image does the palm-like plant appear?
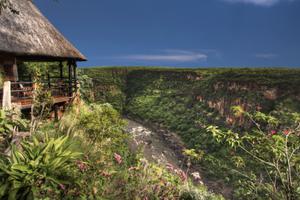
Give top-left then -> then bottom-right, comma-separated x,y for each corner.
0,109 -> 28,153
0,134 -> 82,200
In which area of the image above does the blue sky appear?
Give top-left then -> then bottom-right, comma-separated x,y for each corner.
35,0 -> 300,67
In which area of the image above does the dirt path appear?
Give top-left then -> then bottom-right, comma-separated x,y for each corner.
125,118 -> 232,199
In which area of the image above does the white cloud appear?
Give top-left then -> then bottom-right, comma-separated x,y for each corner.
255,53 -> 278,59
222,0 -> 294,6
120,50 -> 208,62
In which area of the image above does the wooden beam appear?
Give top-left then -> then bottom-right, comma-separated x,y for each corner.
2,58 -> 18,81
73,61 -> 77,91
54,104 -> 59,121
47,73 -> 51,89
59,61 -> 63,80
68,60 -> 72,97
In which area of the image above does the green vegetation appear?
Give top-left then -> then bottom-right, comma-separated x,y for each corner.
0,109 -> 28,152
1,65 -> 299,199
0,63 -> 222,200
80,67 -> 127,111
0,134 -> 82,199
208,106 -> 300,199
81,66 -> 300,199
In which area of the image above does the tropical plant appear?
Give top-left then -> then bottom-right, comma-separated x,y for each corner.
0,109 -> 28,153
207,106 -> 300,200
0,134 -> 82,199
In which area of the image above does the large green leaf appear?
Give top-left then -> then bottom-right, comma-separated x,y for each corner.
11,164 -> 33,174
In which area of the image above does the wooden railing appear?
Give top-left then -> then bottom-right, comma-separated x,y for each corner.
42,77 -> 77,97
11,81 -> 34,102
0,78 -> 77,109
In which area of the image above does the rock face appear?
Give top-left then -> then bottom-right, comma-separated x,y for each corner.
263,88 -> 278,100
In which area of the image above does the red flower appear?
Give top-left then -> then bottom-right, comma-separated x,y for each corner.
114,153 -> 122,164
59,184 -> 66,191
100,171 -> 111,177
166,163 -> 174,171
76,160 -> 88,172
270,130 -> 277,135
178,170 -> 188,182
283,130 -> 290,135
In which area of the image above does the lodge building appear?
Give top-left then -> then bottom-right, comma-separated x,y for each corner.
0,0 -> 86,110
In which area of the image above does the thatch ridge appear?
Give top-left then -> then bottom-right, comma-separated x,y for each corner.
0,0 -> 86,61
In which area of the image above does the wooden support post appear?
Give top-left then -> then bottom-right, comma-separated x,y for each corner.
59,61 -> 63,80
3,58 -> 18,82
73,61 -> 77,92
68,60 -> 72,97
12,61 -> 18,82
54,104 -> 59,121
47,73 -> 51,89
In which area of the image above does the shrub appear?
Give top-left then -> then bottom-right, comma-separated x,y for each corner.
180,185 -> 224,200
58,103 -> 223,199
77,73 -> 94,103
0,134 -> 82,199
207,106 -> 300,200
60,103 -> 127,145
0,109 -> 28,152
0,100 -> 223,199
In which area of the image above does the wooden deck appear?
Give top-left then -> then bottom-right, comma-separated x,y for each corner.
1,79 -> 77,110
12,96 -> 72,109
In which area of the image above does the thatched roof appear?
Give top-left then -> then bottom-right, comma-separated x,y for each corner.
0,0 -> 86,61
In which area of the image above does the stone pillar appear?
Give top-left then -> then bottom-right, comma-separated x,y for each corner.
2,81 -> 11,110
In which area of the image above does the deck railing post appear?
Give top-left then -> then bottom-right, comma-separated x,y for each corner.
47,73 -> 51,89
73,61 -> 77,92
59,61 -> 63,80
68,60 -> 72,97
2,81 -> 11,110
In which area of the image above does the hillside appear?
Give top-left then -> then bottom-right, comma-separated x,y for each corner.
81,67 -> 300,115
80,67 -> 300,199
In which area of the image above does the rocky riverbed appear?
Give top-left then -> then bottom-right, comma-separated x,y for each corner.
125,118 -> 232,198
125,119 -> 185,169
